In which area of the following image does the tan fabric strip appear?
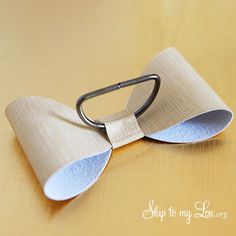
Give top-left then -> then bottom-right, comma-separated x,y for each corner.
103,113 -> 144,148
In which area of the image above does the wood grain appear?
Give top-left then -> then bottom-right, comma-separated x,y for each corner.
0,0 -> 235,235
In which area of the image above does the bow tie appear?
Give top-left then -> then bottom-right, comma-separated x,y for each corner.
5,48 -> 233,201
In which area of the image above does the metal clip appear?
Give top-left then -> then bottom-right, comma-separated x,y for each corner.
76,74 -> 161,130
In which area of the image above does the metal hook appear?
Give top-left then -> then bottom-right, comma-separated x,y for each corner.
76,74 -> 161,130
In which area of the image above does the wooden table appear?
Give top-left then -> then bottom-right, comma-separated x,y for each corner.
0,0 -> 235,235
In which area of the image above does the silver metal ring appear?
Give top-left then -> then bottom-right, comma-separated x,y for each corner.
76,74 -> 161,130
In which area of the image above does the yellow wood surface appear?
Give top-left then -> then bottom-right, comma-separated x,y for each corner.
0,0 -> 235,235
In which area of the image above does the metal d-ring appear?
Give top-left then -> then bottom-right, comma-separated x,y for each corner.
76,74 -> 161,130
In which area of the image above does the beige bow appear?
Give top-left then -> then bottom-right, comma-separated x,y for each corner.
5,48 -> 233,201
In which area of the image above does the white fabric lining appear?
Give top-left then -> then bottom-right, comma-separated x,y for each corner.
44,149 -> 112,200
148,110 -> 233,143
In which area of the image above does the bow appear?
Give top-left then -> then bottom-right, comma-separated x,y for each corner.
5,48 -> 233,201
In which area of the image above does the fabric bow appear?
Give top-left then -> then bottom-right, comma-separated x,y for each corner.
5,48 -> 233,201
